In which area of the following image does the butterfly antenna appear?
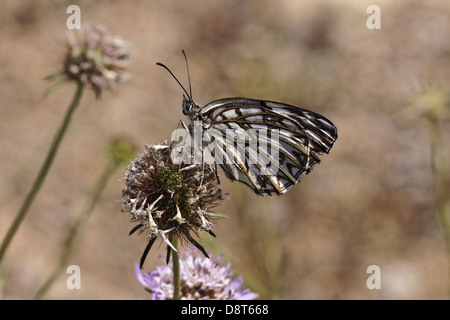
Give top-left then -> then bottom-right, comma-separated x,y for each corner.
181,49 -> 193,100
156,61 -> 191,99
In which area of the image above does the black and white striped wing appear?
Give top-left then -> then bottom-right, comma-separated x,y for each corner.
200,98 -> 338,196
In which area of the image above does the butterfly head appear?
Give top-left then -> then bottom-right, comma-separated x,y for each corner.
182,95 -> 193,115
182,94 -> 202,118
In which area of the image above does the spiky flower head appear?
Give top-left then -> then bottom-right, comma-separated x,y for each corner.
48,24 -> 131,98
135,249 -> 258,300
121,141 -> 227,268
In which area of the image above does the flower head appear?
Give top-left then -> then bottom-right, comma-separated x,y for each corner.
57,24 -> 131,98
135,249 -> 258,300
121,141 -> 227,267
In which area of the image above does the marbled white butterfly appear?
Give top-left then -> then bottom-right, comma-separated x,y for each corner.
157,50 -> 338,196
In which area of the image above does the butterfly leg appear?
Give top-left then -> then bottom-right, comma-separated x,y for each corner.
197,148 -> 206,190
214,162 -> 221,185
171,120 -> 193,166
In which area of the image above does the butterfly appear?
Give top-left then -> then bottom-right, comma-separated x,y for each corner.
157,50 -> 338,196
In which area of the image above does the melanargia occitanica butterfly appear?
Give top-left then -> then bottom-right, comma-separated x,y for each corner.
157,50 -> 337,196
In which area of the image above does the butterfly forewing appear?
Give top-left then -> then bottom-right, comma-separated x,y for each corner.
199,98 -> 337,196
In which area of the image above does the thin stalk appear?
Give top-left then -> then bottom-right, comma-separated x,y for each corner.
0,82 -> 84,266
232,184 -> 283,299
172,236 -> 181,300
427,112 -> 450,296
34,158 -> 119,300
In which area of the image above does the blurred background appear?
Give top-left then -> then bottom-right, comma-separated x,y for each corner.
1,0 -> 450,299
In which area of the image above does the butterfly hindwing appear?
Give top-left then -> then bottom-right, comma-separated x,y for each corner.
199,98 -> 337,196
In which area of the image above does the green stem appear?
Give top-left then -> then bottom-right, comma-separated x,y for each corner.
34,158 -> 118,299
172,236 -> 181,300
427,112 -> 450,297
232,184 -> 283,299
0,82 -> 84,266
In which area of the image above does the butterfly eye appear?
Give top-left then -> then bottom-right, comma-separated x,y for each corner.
182,98 -> 191,115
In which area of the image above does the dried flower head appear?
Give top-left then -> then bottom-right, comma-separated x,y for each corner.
121,141 -> 227,268
51,24 -> 131,98
135,249 -> 258,300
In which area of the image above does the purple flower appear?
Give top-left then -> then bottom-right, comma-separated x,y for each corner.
135,249 -> 258,300
122,142 -> 227,267
62,24 -> 131,98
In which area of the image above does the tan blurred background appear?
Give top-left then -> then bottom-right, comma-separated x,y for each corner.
1,0 -> 450,299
